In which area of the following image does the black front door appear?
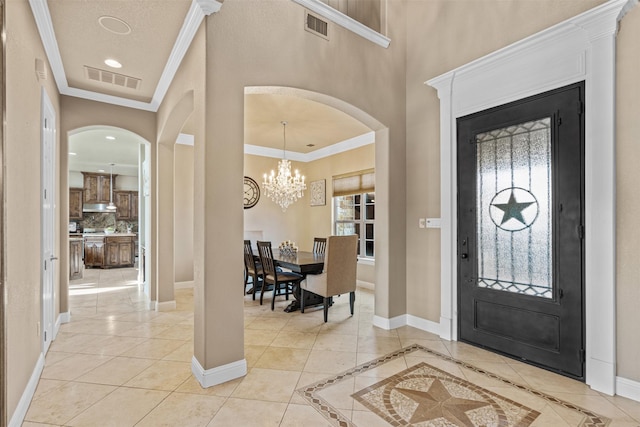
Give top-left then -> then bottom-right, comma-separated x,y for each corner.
457,82 -> 585,379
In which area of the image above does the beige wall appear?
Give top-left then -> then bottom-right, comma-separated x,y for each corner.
199,0 -> 407,370
616,4 -> 640,382
5,0 -> 61,419
175,144 -> 194,283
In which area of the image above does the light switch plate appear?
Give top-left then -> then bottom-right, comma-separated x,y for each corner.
419,218 -> 426,228
426,218 -> 441,228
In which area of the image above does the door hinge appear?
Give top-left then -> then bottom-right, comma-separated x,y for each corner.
44,260 -> 47,271
580,349 -> 586,363
557,110 -> 562,126
44,331 -> 47,341
577,224 -> 585,240
559,288 -> 564,299
578,100 -> 585,116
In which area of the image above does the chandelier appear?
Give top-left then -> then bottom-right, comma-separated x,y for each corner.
263,121 -> 306,211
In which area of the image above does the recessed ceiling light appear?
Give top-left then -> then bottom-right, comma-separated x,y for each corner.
106,136 -> 116,140
69,152 -> 77,156
98,169 -> 105,173
104,59 -> 122,69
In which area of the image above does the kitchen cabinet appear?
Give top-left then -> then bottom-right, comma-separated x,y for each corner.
69,188 -> 83,220
114,190 -> 138,220
82,172 -> 116,204
69,238 -> 83,279
104,236 -> 135,267
84,235 -> 105,268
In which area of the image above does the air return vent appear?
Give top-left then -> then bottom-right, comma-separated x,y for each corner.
84,66 -> 141,90
305,11 -> 329,40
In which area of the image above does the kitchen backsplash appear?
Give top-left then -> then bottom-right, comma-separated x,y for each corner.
76,212 -> 137,233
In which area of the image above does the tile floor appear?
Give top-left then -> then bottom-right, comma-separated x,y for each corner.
23,267 -> 640,426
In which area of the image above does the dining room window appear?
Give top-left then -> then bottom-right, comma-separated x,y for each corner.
332,169 -> 375,259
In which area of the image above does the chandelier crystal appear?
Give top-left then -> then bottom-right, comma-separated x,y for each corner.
263,121 -> 306,211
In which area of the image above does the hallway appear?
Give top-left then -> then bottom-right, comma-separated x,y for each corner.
22,268 -> 640,426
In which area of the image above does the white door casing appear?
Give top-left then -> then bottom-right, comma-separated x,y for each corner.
41,87 -> 56,354
427,0 -> 637,395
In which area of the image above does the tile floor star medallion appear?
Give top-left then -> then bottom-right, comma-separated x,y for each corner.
297,344 -> 610,427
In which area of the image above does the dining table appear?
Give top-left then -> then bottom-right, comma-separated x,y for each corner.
271,250 -> 325,312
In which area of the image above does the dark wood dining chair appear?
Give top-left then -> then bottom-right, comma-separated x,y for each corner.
301,235 -> 358,322
257,241 -> 303,310
243,240 -> 263,299
312,237 -> 327,255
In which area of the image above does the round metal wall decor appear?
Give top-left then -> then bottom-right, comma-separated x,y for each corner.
244,176 -> 260,209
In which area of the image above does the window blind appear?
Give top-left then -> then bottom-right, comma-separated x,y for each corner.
332,169 -> 375,197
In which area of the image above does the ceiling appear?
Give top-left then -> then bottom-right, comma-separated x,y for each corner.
33,0 -> 372,175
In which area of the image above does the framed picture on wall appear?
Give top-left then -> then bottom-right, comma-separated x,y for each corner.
310,179 -> 326,206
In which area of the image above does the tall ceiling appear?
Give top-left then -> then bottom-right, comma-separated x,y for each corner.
32,0 -> 372,174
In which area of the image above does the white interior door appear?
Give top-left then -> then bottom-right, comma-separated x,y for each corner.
41,88 -> 56,354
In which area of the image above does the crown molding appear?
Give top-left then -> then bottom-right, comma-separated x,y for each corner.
291,0 -> 390,48
28,0 -> 222,112
244,131 -> 374,163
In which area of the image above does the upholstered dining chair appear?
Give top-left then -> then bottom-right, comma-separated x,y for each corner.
301,234 -> 358,322
243,240 -> 263,299
256,241 -> 304,310
312,237 -> 327,255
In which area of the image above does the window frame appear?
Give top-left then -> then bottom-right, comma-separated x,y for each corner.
333,192 -> 375,260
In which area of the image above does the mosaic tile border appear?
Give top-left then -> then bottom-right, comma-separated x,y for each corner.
296,344 -> 610,427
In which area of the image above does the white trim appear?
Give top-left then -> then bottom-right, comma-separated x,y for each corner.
175,280 -> 194,289
28,0 -> 221,112
191,356 -> 247,388
426,0 -> 636,395
156,300 -> 177,312
176,133 -> 195,146
616,377 -> 640,403
58,311 -> 71,324
291,0 -> 390,48
8,353 -> 45,427
372,314 -> 406,330
407,315 -> 446,338
244,131 -> 374,162
356,280 -> 374,291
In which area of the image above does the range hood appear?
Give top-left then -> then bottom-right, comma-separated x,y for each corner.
83,203 -> 111,213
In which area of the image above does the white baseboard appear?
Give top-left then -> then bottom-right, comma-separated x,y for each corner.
8,353 -> 45,427
406,314 -> 445,337
356,280 -> 374,291
616,376 -> 640,402
373,314 -> 407,330
58,311 -> 71,324
175,280 -> 194,289
191,356 -> 247,388
148,300 -> 156,310
156,300 -> 177,312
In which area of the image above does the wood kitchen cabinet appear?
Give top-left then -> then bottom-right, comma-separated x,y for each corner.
69,188 -> 83,220
84,236 -> 105,268
114,190 -> 138,220
104,236 -> 135,267
69,238 -> 83,279
82,172 -> 116,204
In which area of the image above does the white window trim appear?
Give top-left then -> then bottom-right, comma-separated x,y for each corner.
427,0 -> 636,396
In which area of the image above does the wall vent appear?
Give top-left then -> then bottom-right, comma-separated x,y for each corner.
84,66 -> 141,90
305,11 -> 329,40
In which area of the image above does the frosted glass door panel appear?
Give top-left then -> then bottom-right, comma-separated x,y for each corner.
476,118 -> 552,298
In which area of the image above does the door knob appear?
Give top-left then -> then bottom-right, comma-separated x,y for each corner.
49,256 -> 58,261
461,253 -> 468,259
